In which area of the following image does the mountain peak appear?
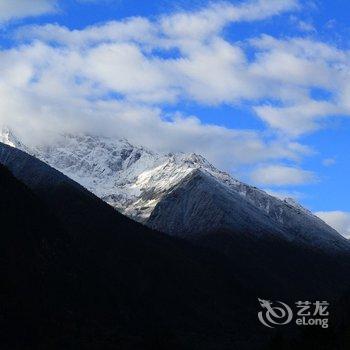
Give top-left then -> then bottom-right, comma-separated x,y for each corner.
1,129 -> 348,251
0,126 -> 23,149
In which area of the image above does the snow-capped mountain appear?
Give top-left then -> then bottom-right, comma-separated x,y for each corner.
1,127 -> 349,251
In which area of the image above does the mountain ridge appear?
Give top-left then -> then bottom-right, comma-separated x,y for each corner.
1,128 -> 348,252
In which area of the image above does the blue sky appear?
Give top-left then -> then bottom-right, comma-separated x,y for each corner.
0,0 -> 349,235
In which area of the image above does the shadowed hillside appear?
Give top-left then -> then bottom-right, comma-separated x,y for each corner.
0,156 -> 257,349
1,143 -> 350,349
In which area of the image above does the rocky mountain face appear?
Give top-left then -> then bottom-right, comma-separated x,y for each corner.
1,127 -> 349,252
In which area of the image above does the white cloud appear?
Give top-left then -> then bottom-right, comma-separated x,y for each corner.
17,1 -> 302,105
21,0 -> 299,47
18,10 -> 350,139
20,18 -> 155,47
249,35 -> 350,135
15,3 -> 303,107
159,0 -> 299,40
251,165 -> 316,185
315,211 -> 350,238
0,0 -> 57,24
290,15 -> 315,32
254,100 -> 339,136
322,158 -> 336,166
297,20 -> 315,32
0,0 -> 339,177
0,37 -> 308,172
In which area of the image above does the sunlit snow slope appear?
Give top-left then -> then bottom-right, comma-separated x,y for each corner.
1,127 -> 348,251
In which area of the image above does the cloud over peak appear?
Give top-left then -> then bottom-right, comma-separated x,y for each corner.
1,0 -> 348,192
316,211 -> 350,238
0,0 -> 57,24
251,164 -> 317,186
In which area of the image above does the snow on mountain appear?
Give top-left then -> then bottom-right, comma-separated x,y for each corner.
1,127 -> 30,152
1,127 -> 348,251
147,169 -> 349,251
